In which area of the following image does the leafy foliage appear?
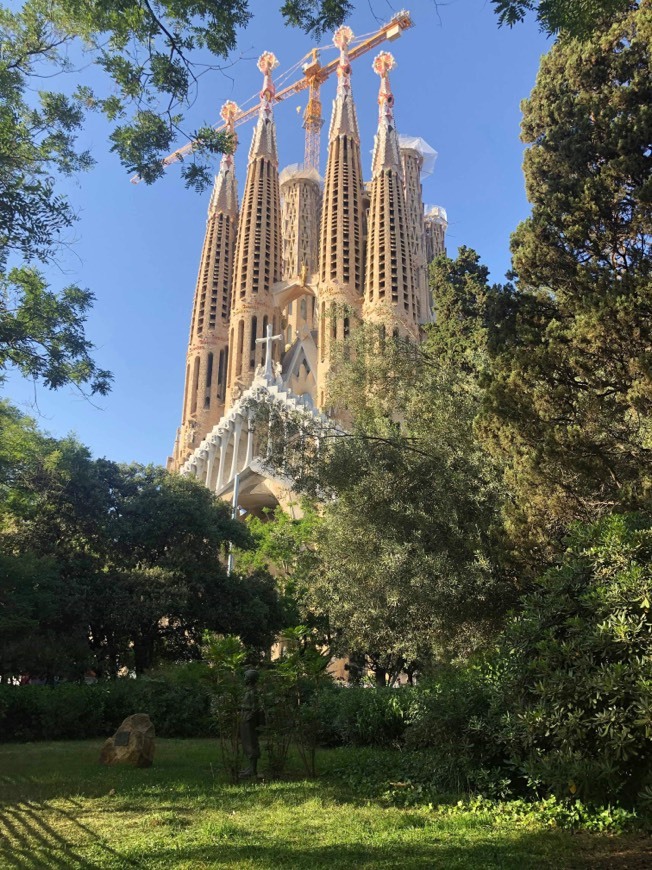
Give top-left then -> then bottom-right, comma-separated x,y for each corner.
493,513 -> 652,806
0,402 -> 283,678
292,294 -> 510,675
0,268 -> 112,393
0,679 -> 214,741
481,2 -> 652,560
280,0 -> 352,37
491,0 -> 636,37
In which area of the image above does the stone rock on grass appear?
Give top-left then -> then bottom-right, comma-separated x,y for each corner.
99,714 -> 155,768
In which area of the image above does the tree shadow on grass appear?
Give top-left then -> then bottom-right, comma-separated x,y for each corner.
0,810 -> 581,870
0,800 -> 142,870
0,794 -> 649,870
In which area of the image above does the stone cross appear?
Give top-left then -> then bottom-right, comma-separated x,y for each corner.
256,323 -> 283,380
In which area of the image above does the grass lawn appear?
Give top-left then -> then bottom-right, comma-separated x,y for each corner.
0,739 -> 650,869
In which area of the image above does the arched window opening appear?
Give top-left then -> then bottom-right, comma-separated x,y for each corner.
261,315 -> 269,364
250,316 -> 258,369
190,356 -> 200,415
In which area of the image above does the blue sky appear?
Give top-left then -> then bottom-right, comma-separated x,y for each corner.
5,1 -> 550,465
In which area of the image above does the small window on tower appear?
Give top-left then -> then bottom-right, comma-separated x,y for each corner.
205,353 -> 214,389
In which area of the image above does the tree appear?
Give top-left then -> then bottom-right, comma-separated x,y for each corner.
491,0 -> 638,38
0,402 -> 283,677
493,513 -> 652,806
480,2 -> 652,562
0,268 -> 112,394
235,503 -> 322,631
259,303 -> 511,681
0,1 -> 354,391
95,464 -> 270,674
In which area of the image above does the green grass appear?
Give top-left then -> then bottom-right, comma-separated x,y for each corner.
0,740 -> 649,869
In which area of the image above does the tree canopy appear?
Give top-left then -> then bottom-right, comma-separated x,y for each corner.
0,401 -> 284,679
481,1 -> 652,561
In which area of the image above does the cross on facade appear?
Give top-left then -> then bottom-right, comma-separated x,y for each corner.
256,323 -> 283,380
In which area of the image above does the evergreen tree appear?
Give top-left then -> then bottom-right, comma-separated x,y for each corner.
481,2 -> 652,562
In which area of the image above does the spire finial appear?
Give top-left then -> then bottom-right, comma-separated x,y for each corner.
219,100 -> 239,167
220,100 -> 239,133
258,51 -> 279,103
333,26 -> 354,96
333,24 -> 353,52
373,51 -> 396,122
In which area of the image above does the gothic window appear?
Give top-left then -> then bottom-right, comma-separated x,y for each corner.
190,356 -> 200,415
250,315 -> 258,369
217,349 -> 225,399
261,315 -> 268,364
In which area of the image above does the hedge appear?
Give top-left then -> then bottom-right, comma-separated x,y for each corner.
0,679 -> 214,742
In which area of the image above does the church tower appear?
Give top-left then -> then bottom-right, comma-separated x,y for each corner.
280,164 -> 321,343
226,52 -> 283,409
363,52 -> 417,339
317,25 -> 366,407
170,101 -> 239,470
400,142 -> 430,324
170,16 -> 450,508
424,205 -> 448,263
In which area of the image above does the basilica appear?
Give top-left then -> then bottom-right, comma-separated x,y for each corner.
168,23 -> 447,513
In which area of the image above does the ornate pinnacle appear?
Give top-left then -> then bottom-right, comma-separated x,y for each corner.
373,51 -> 396,122
220,100 -> 239,160
220,100 -> 239,133
333,24 -> 353,51
334,26 -> 354,96
258,51 -> 279,102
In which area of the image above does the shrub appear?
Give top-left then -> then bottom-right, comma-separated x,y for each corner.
0,676 -> 214,741
493,513 -> 652,806
403,665 -> 506,795
314,684 -> 418,747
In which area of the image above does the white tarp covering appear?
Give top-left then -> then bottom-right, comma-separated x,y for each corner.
424,204 -> 448,224
279,163 -> 323,187
398,135 -> 438,177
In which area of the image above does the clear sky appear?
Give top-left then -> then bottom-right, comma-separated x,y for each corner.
5,1 -> 551,465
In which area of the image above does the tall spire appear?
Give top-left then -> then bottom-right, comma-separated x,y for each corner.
317,25 -> 365,409
169,101 -> 240,471
328,26 -> 360,141
208,100 -> 239,217
363,52 -> 418,339
248,51 -> 279,162
226,52 -> 283,409
371,51 -> 402,174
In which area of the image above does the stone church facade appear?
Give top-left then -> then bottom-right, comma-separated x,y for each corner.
168,27 -> 447,513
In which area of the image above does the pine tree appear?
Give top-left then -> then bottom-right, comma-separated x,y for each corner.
481,1 -> 652,560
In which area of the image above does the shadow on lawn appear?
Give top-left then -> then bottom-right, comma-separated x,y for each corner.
0,794 -> 649,869
0,800 -> 141,870
0,809 -> 589,870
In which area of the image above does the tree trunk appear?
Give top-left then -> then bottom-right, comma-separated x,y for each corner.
134,631 -> 155,675
373,665 -> 386,687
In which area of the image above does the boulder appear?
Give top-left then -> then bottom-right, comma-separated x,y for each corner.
100,713 -> 155,768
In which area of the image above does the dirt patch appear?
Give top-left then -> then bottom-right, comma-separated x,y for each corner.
571,833 -> 652,869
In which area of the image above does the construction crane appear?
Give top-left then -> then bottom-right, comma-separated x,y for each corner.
130,10 -> 413,183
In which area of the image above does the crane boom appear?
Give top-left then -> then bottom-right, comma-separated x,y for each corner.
130,11 -> 413,183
